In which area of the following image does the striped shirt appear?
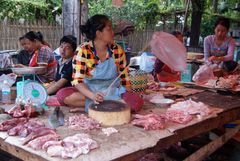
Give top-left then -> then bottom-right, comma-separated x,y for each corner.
72,42 -> 130,87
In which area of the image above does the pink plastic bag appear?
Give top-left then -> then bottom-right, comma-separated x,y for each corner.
192,64 -> 214,84
150,32 -> 187,71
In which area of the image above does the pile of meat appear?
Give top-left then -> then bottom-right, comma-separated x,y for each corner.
8,120 -> 45,137
0,117 -> 99,159
131,114 -> 166,130
0,117 -> 28,132
216,75 -> 239,89
204,74 -> 240,89
23,127 -> 99,159
68,114 -> 100,131
169,99 -> 211,116
147,82 -> 160,91
7,98 -> 40,118
44,133 -> 99,158
166,99 -> 211,123
165,110 -> 193,124
147,80 -> 177,92
23,127 -> 60,150
131,100 -> 211,130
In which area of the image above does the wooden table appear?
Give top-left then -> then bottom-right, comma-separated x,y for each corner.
0,90 -> 240,161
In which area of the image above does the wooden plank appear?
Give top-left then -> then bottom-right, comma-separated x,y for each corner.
115,107 -> 240,161
0,90 -> 240,161
0,137 -> 47,161
0,106 -> 174,161
188,91 -> 240,110
183,124 -> 240,161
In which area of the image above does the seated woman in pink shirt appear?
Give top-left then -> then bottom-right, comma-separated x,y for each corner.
204,17 -> 237,71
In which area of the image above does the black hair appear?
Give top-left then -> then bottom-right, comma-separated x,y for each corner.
25,31 -> 43,42
19,36 -> 25,41
80,14 -> 110,40
25,31 -> 49,46
214,17 -> 230,30
171,31 -> 182,37
60,35 -> 77,51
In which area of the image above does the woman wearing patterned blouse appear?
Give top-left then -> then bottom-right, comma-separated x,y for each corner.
204,17 -> 237,71
57,14 -> 130,111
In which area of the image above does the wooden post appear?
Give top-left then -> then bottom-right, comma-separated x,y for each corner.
183,124 -> 240,161
80,0 -> 88,43
62,0 -> 81,44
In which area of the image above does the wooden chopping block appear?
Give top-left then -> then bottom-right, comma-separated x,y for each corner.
88,100 -> 131,126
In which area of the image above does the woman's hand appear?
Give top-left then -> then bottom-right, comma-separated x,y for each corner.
92,92 -> 105,104
13,64 -> 26,68
209,56 -> 224,61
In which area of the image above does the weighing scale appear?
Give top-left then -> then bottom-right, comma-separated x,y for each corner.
12,67 -> 48,108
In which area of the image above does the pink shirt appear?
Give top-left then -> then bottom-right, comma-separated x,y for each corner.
204,35 -> 235,63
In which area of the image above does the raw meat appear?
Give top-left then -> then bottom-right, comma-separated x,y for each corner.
7,123 -> 25,136
46,133 -> 99,159
7,99 -> 39,118
0,118 -> 28,131
131,114 -> 166,130
47,145 -> 65,157
147,82 -> 160,91
204,74 -> 240,89
165,110 -> 193,124
27,133 -> 60,150
42,140 -> 63,150
22,127 -> 56,145
169,99 -> 211,117
8,121 -> 45,137
68,114 -> 100,131
216,75 -> 238,89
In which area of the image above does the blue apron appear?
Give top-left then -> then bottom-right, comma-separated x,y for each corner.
84,46 -> 126,112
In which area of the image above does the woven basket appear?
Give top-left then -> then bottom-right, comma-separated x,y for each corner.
129,69 -> 148,92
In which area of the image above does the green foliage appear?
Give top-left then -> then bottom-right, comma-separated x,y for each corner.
200,14 -> 217,38
200,0 -> 240,38
0,0 -> 61,21
88,0 -> 186,29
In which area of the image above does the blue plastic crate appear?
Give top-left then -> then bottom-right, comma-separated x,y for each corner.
181,63 -> 200,82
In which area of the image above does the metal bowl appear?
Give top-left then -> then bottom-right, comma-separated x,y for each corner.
11,67 -> 46,75
150,98 -> 174,108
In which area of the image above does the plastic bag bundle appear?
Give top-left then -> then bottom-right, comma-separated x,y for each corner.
139,52 -> 156,73
0,74 -> 17,88
150,32 -> 187,71
192,64 -> 215,84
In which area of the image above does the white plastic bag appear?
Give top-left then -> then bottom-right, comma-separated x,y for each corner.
150,32 -> 187,71
139,52 -> 156,73
0,74 -> 17,88
192,64 -> 215,84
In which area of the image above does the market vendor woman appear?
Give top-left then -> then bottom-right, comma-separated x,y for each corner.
204,17 -> 237,71
58,14 -> 130,111
14,31 -> 56,83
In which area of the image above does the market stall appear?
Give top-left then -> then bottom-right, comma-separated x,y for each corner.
0,85 -> 240,161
